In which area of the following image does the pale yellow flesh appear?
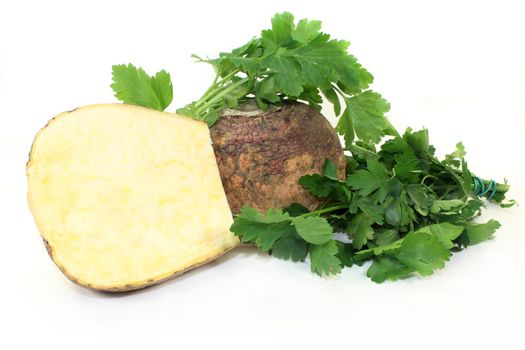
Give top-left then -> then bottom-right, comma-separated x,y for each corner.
27,104 -> 238,290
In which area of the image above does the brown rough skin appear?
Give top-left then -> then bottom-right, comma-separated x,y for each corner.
210,100 -> 345,214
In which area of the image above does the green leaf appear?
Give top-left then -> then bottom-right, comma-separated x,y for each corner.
384,196 -> 407,226
357,200 -> 384,225
267,12 -> 295,47
342,91 -> 390,144
254,222 -> 295,252
230,206 -> 293,247
229,217 -> 263,243
323,159 -> 338,179
380,136 -> 411,155
405,184 -> 433,208
404,129 -> 430,155
347,158 -> 390,197
111,64 -> 173,111
292,216 -> 333,245
335,241 -> 354,267
150,70 -> 174,110
229,57 -> 260,77
291,18 -> 322,43
394,153 -> 420,182
283,203 -> 310,217
461,199 -> 483,218
430,199 -> 465,214
261,55 -> 304,96
354,238 -> 402,261
367,256 -> 413,283
416,223 -> 464,249
464,220 -> 501,245
462,159 -> 472,194
322,86 -> 341,115
346,213 -> 374,249
205,108 -> 220,127
444,142 -> 466,167
336,107 -> 355,147
373,228 -> 400,246
255,76 -> 280,103
394,231 -> 451,276
236,206 -> 291,224
291,34 -> 354,89
309,241 -> 342,276
299,87 -> 323,111
299,174 -> 334,197
271,237 -> 309,262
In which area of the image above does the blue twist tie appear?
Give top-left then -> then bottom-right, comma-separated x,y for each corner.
473,177 -> 497,200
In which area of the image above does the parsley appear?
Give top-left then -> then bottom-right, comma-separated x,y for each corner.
111,64 -> 173,111
309,241 -> 342,276
230,206 -> 335,253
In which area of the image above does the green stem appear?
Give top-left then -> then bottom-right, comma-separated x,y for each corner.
429,184 -> 458,191
421,174 -> 439,186
299,204 -> 349,218
347,144 -> 380,158
196,77 -> 249,114
430,180 -> 509,195
478,179 -> 510,193
195,69 -> 241,108
194,77 -> 220,108
331,84 -> 347,104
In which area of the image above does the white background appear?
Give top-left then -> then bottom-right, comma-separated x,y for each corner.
1,0 -> 524,349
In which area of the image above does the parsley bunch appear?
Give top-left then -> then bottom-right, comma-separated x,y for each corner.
109,12 -> 514,282
231,130 -> 513,281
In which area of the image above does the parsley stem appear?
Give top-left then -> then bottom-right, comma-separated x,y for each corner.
196,77 -> 249,114
195,69 -> 241,108
331,84 -> 346,100
299,204 -> 349,218
347,144 -> 380,157
429,180 -> 509,194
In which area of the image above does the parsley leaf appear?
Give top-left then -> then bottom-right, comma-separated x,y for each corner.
347,158 -> 390,197
346,213 -> 374,249
309,241 -> 342,276
230,205 -> 337,274
367,256 -> 413,283
292,216 -> 333,244
272,237 -> 309,262
365,229 -> 451,282
417,223 -> 464,249
337,91 -> 391,145
335,241 -> 354,267
394,231 -> 451,276
111,64 -> 173,111
464,220 -> 501,246
291,18 -> 322,43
